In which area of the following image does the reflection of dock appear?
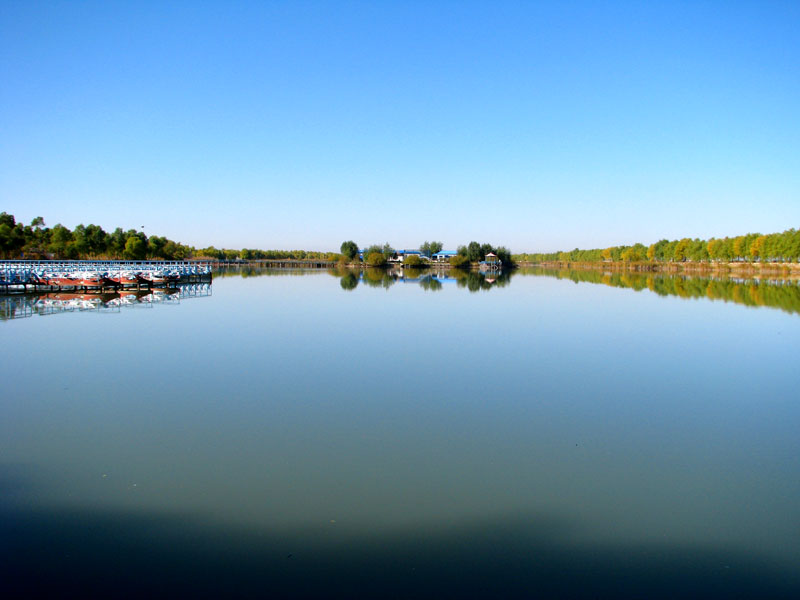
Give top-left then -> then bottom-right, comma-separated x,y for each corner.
0,283 -> 212,321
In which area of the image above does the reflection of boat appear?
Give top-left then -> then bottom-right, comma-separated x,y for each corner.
35,292 -> 116,310
5,281 -> 211,320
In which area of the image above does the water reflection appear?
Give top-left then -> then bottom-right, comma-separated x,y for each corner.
3,269 -> 799,597
0,283 -> 212,320
214,265 -> 322,278
525,267 -> 800,315
100,264 -> 800,316
3,502 -> 799,598
331,266 -> 513,292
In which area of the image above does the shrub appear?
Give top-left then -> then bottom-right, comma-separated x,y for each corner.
449,254 -> 471,269
404,254 -> 423,267
366,252 -> 387,267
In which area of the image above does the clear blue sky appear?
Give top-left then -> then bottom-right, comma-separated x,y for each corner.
1,1 -> 798,253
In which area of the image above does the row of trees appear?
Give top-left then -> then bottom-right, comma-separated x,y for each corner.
200,247 -> 338,261
339,240 -> 445,261
0,212 -> 338,261
339,240 -> 512,268
513,229 -> 800,264
1,211 -> 518,264
340,240 -> 445,267
457,242 -> 512,265
0,213 -> 194,260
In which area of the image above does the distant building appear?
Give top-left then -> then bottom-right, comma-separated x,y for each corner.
480,252 -> 501,271
388,250 -> 426,263
432,250 -> 458,262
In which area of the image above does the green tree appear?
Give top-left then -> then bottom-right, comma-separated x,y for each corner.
420,241 -> 443,257
148,235 -> 168,259
466,241 -> 482,262
750,235 -> 767,261
621,243 -> 647,262
123,236 -> 147,259
48,224 -> 73,258
0,212 -> 15,228
673,238 -> 692,262
366,252 -> 387,267
495,246 -> 512,265
404,254 -> 424,267
84,224 -> 108,256
362,244 -> 385,261
71,224 -> 90,256
450,254 -> 471,268
340,240 -> 359,261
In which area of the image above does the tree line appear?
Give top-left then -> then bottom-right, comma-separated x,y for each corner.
513,229 -> 800,264
0,212 -> 337,261
339,239 -> 511,267
1,211 -> 518,264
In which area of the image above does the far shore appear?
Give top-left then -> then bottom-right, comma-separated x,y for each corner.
518,260 -> 800,278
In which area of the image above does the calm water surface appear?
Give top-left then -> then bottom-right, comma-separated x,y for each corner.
2,269 -> 799,598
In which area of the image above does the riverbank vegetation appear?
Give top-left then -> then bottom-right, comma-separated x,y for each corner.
513,229 -> 800,264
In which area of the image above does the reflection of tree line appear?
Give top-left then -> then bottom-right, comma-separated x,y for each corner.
213,267 -> 323,279
333,267 -> 512,292
524,267 -> 800,315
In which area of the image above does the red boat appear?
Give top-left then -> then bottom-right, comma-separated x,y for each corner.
77,273 -> 105,288
109,271 -> 145,286
38,274 -> 79,287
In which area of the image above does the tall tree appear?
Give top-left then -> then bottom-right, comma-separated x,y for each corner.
340,240 -> 358,260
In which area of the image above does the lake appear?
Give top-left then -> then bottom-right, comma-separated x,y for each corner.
2,268 -> 799,598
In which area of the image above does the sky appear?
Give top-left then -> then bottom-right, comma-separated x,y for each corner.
1,1 -> 798,253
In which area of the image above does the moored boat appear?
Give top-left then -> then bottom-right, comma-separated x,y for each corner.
109,271 -> 144,286
37,273 -> 80,287
76,272 -> 105,288
141,270 -> 169,285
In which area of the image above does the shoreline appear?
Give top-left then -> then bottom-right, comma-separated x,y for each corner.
517,260 -> 800,278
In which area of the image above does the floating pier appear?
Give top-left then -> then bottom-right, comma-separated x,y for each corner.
0,260 -> 213,294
